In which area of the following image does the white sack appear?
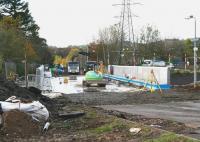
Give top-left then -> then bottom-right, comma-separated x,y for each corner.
0,101 -> 49,121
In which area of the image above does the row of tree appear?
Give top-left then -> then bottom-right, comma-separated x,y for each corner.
87,24 -> 196,66
51,24 -> 195,68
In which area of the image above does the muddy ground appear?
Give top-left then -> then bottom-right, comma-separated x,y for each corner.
63,87 -> 200,105
62,84 -> 200,141
1,104 -> 197,142
1,78 -> 200,141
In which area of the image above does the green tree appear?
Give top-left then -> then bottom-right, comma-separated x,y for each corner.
0,16 -> 39,63
0,0 -> 39,37
0,17 -> 24,61
183,39 -> 193,58
0,0 -> 52,64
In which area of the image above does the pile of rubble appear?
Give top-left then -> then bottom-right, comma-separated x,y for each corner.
0,80 -> 58,116
1,110 -> 41,138
0,79 -> 60,139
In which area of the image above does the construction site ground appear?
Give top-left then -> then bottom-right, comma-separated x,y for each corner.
1,75 -> 200,141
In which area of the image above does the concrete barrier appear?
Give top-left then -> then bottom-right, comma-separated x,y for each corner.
108,65 -> 170,85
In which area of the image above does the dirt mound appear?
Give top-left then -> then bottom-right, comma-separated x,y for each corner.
0,80 -> 67,140
2,110 -> 41,138
0,80 -> 59,117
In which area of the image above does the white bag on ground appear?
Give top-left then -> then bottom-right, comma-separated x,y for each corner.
0,101 -> 49,121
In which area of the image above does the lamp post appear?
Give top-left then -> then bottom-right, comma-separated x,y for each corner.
185,15 -> 198,88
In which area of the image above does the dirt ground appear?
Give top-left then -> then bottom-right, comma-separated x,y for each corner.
63,87 -> 200,105
99,105 -> 199,138
2,110 -> 41,138
2,104 -> 197,142
1,78 -> 200,141
62,83 -> 200,141
170,72 -> 200,85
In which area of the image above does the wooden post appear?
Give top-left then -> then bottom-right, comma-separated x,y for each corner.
151,70 -> 163,94
25,41 -> 28,88
185,53 -> 187,71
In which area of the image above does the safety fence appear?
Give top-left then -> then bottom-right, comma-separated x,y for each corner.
15,74 -> 52,91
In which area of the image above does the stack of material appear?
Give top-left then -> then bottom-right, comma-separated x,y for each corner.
0,97 -> 49,121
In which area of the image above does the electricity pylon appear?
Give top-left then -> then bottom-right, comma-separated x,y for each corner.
113,0 -> 141,65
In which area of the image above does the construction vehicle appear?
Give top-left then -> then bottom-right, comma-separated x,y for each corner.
84,61 -> 97,73
67,61 -> 80,75
82,71 -> 107,87
83,61 -> 107,88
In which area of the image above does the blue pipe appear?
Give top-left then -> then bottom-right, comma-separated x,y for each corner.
103,74 -> 171,90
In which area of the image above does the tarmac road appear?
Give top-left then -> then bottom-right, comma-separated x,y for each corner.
101,101 -> 200,128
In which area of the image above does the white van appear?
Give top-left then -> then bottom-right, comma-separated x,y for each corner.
143,60 -> 166,67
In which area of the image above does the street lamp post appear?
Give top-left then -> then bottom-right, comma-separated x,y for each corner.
186,15 -> 198,88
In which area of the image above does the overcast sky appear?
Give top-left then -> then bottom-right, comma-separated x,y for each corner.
27,0 -> 200,47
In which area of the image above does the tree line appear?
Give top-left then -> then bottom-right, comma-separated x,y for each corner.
88,24 -> 198,66
52,23 -> 196,68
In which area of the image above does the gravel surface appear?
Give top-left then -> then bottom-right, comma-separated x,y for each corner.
63,89 -> 200,105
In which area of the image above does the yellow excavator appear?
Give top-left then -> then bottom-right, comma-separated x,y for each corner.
53,48 -> 80,67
